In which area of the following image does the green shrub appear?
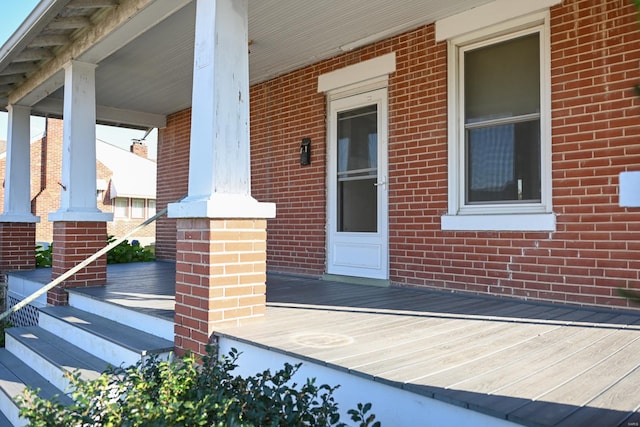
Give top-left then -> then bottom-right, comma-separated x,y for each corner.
18,346 -> 380,427
106,236 -> 155,264
35,237 -> 155,268
35,244 -> 52,268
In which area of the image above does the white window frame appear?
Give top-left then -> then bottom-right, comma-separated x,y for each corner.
441,10 -> 555,232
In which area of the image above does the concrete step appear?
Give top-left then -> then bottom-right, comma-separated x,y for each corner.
5,326 -> 109,392
0,349 -> 73,427
39,305 -> 174,368
67,289 -> 174,341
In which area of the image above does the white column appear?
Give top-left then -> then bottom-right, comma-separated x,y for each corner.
49,60 -> 112,222
0,104 -> 39,223
168,0 -> 274,219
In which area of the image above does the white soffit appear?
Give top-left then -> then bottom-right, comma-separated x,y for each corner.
435,0 -> 563,41
317,52 -> 396,93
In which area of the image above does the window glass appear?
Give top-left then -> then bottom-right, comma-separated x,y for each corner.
148,200 -> 156,217
463,33 -> 541,204
131,199 -> 145,218
337,105 -> 378,232
465,34 -> 540,122
114,198 -> 128,218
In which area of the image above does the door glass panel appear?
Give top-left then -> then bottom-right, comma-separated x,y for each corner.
337,105 -> 378,232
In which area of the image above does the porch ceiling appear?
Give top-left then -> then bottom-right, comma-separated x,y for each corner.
0,0 -> 494,128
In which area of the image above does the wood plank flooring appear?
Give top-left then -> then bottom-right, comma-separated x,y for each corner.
221,274 -> 640,427
10,264 -> 640,426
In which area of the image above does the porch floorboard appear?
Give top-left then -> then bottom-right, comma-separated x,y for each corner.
9,263 -> 640,426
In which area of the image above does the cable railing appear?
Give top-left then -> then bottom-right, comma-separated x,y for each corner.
0,203 -> 173,323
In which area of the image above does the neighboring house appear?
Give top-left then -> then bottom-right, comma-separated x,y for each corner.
96,136 -> 157,246
0,118 -> 156,245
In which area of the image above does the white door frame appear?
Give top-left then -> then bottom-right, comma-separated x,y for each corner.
327,87 -> 389,280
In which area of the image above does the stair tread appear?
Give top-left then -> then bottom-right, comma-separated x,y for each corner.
40,305 -> 173,356
7,326 -> 110,381
0,349 -> 72,405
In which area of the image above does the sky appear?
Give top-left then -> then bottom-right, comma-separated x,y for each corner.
0,1 -> 158,159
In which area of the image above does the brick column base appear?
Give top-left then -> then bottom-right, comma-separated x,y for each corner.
0,222 -> 37,294
49,221 -> 108,306
174,219 -> 267,357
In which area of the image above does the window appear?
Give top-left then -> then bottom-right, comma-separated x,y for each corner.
131,198 -> 145,219
114,198 -> 128,218
465,33 -> 541,204
442,11 -> 554,231
148,200 -> 156,217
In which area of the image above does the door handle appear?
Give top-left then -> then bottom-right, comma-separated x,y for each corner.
374,176 -> 387,189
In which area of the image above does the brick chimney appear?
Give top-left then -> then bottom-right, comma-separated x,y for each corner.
130,140 -> 148,158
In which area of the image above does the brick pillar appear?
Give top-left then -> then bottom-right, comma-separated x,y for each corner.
48,221 -> 107,305
174,218 -> 267,357
0,222 -> 37,286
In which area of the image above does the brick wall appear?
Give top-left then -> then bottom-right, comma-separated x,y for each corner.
174,218 -> 267,356
156,109 -> 191,260
1,118 -> 63,241
30,118 -> 63,242
0,223 -> 37,283
249,67 -> 330,275
49,221 -> 107,305
156,0 -> 640,309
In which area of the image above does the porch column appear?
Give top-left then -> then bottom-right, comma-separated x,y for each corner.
168,0 -> 275,357
48,60 -> 113,305
0,105 -> 39,289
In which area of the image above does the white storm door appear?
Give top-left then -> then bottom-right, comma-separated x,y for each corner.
327,88 -> 388,280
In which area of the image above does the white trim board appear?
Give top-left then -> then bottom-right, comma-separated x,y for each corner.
435,0 -> 562,41
317,52 -> 396,93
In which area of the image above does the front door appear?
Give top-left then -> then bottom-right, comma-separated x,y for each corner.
327,88 -> 388,280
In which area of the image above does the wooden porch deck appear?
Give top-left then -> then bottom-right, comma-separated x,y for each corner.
12,262 -> 640,426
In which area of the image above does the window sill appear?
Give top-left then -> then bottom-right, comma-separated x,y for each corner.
441,212 -> 555,231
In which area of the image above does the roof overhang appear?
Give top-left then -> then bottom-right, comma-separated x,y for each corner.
0,0 -> 496,129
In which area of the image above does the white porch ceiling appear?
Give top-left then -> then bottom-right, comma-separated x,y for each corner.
0,0 -> 495,128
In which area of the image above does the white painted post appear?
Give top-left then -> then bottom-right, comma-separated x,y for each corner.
0,105 -> 39,222
49,60 -> 112,222
168,0 -> 275,354
168,0 -> 274,219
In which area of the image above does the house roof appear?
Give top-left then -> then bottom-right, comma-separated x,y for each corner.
0,0 -> 495,129
96,139 -> 156,199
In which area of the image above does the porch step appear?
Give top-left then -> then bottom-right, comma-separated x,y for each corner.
5,326 -> 109,392
39,306 -> 174,368
0,302 -> 174,426
67,289 -> 174,341
0,349 -> 73,427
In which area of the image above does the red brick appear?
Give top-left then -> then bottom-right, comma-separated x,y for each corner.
48,221 -> 108,305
